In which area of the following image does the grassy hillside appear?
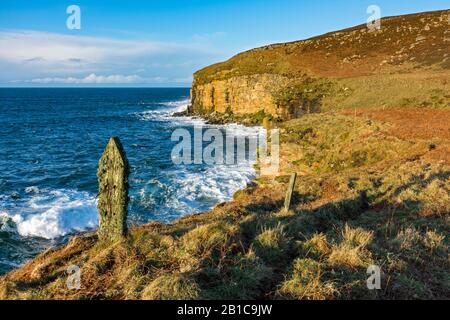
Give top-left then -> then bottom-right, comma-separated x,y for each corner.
194,10 -> 450,85
192,10 -> 449,119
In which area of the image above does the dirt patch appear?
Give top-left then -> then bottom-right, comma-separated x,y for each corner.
342,107 -> 450,140
425,144 -> 450,165
341,107 -> 450,163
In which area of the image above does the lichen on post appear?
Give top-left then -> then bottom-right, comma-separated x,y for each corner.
97,137 -> 129,242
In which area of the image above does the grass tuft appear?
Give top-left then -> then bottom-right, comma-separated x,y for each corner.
277,258 -> 336,300
142,273 -> 200,300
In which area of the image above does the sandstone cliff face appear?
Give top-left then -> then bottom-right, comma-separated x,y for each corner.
191,74 -> 291,118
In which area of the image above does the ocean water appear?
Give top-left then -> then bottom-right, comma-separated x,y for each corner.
0,88 -> 262,275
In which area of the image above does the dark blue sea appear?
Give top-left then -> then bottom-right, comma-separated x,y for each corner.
0,88 -> 261,274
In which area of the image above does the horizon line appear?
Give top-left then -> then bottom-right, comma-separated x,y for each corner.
0,86 -> 192,89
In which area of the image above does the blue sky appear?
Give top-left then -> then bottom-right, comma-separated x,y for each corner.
0,0 -> 448,86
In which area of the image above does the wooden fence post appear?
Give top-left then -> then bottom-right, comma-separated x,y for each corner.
97,137 -> 129,242
262,117 -> 271,131
284,173 -> 297,212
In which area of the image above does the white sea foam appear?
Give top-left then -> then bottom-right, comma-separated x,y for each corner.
135,98 -> 207,126
131,158 -> 258,223
160,99 -> 191,110
135,98 -> 264,219
177,161 -> 256,203
0,212 -> 18,233
2,189 -> 98,239
25,186 -> 41,194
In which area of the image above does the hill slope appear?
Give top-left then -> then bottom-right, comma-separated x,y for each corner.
191,9 -> 449,120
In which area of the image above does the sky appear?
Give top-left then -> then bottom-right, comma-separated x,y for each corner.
0,0 -> 448,87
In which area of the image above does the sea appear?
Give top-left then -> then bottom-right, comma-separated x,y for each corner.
0,88 -> 262,275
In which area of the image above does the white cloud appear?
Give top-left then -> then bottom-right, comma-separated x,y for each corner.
27,73 -> 142,84
20,73 -> 193,85
0,30 -> 224,85
0,30 -> 204,63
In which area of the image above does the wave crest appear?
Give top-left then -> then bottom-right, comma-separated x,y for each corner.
1,189 -> 98,239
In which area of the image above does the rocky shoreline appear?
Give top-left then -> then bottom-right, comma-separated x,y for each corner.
173,106 -> 277,127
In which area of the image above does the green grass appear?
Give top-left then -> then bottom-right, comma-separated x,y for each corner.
280,114 -> 417,174
321,72 -> 450,112
273,76 -> 334,115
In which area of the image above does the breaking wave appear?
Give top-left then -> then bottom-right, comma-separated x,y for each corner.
1,188 -> 98,239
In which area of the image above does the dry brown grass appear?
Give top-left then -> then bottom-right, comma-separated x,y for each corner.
142,273 -> 200,300
277,258 -> 336,300
342,107 -> 450,141
328,225 -> 374,269
194,10 -> 450,85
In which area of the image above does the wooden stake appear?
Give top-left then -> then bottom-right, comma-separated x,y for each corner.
284,173 -> 297,212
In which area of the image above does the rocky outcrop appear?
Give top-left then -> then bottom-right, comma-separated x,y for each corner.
191,74 -> 291,119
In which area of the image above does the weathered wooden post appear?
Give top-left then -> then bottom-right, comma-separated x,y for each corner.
262,117 -> 271,131
97,137 -> 129,242
263,117 -> 272,158
284,172 -> 297,212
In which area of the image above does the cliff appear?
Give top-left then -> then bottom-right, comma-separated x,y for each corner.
191,9 -> 450,120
